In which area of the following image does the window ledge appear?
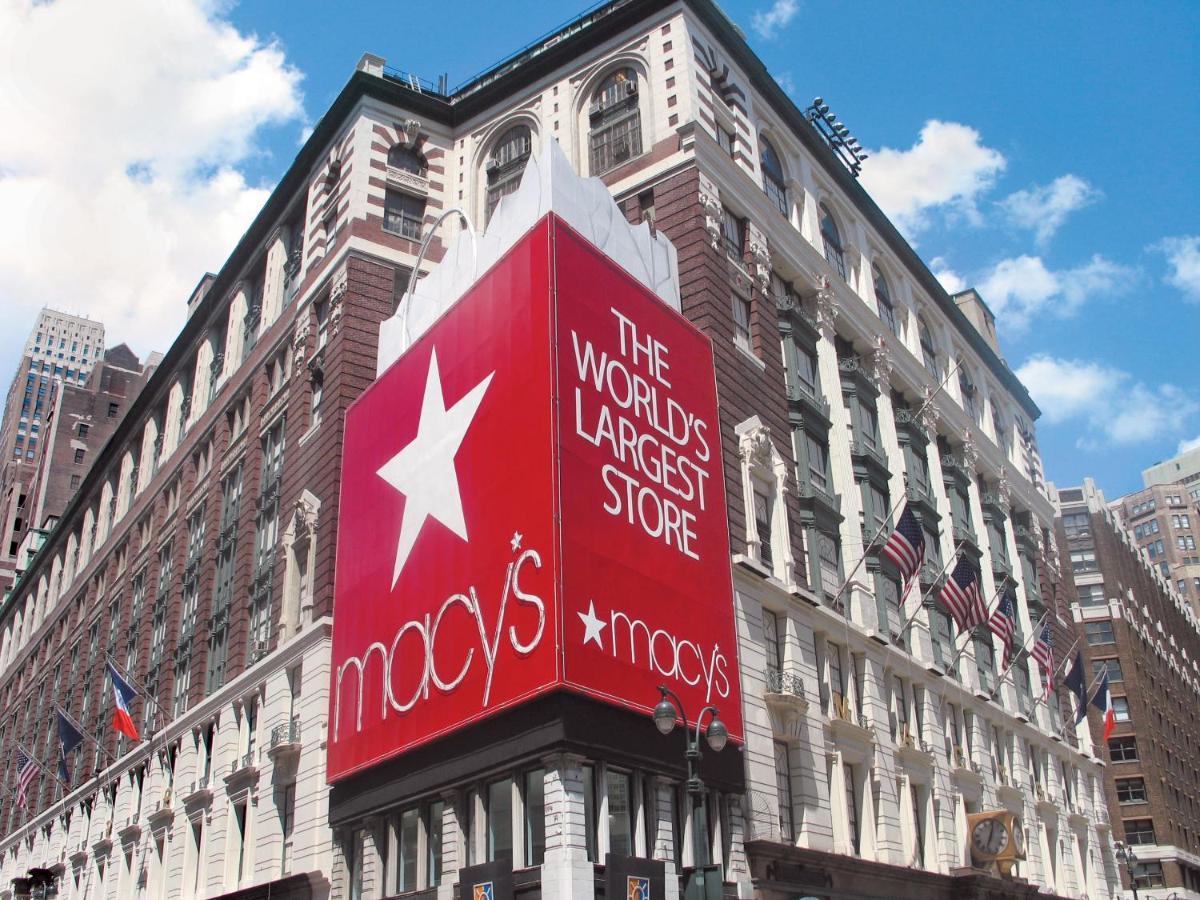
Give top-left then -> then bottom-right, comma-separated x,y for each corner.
733,341 -> 766,371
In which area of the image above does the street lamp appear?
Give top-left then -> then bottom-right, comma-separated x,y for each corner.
651,685 -> 728,900
1115,841 -> 1139,900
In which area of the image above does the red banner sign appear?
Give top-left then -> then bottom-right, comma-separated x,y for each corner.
328,216 -> 741,782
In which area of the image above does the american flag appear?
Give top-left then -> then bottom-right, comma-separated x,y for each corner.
14,748 -> 38,809
1032,620 -> 1055,690
938,557 -> 985,631
882,504 -> 926,594
988,588 -> 1017,667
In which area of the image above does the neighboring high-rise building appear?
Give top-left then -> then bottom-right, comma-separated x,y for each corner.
1108,482 -> 1200,613
1142,444 -> 1200,493
0,311 -> 106,591
0,2 -> 1116,899
1053,479 -> 1200,898
5,345 -> 159,587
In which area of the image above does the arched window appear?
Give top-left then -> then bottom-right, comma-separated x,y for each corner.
918,317 -> 940,379
992,404 -> 1011,456
760,136 -> 787,216
873,265 -> 898,336
819,203 -> 846,279
485,124 -> 532,223
387,145 -> 426,175
588,68 -> 642,175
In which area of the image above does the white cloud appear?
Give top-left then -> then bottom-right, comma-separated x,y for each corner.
751,0 -> 799,39
859,120 -> 1006,237
1155,235 -> 1200,301
1016,355 -> 1198,448
774,71 -> 796,96
0,0 -> 305,363
1179,434 -> 1200,454
977,253 -> 1138,331
930,256 -> 966,294
998,174 -> 1101,245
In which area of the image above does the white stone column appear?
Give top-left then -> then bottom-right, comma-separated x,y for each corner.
539,753 -> 594,900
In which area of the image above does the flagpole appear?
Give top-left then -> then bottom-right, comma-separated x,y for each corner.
898,541 -> 966,639
56,704 -> 117,767
988,611 -> 1048,699
946,577 -> 1014,671
828,358 -> 965,614
105,652 -> 165,727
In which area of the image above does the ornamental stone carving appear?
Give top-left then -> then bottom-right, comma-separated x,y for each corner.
399,118 -> 421,147
871,334 -> 892,390
747,221 -> 771,292
292,319 -> 311,376
698,172 -> 723,250
329,265 -> 348,335
920,384 -> 941,435
815,275 -> 838,334
961,429 -> 979,470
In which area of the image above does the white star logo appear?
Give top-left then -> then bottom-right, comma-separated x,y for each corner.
377,349 -> 494,588
510,532 -> 523,553
578,599 -> 607,649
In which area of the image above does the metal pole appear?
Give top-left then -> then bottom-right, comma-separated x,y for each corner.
827,358 -> 965,614
897,541 -> 966,640
946,579 -> 1015,671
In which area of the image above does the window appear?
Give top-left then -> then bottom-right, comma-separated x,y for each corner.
606,770 -> 633,857
1070,549 -> 1098,573
70,474 -> 81,490
1085,621 -> 1115,644
760,136 -> 788,216
819,203 -> 845,279
589,68 -> 642,175
1123,818 -> 1156,845
387,145 -> 426,175
958,365 -> 980,424
763,610 -> 783,682
524,770 -> 545,866
383,189 -> 425,241
753,483 -> 774,568
732,294 -> 752,351
843,763 -> 860,854
1108,737 -> 1138,762
1115,777 -> 1146,803
774,741 -> 794,842
1132,861 -> 1166,888
77,423 -> 89,438
716,126 -> 735,156
1112,696 -> 1130,722
801,431 -> 829,493
397,808 -> 420,892
108,402 -> 119,418
721,206 -> 745,259
872,266 -> 898,335
487,778 -> 514,862
485,124 -> 532,222
74,448 -> 85,464
1076,583 -> 1105,607
1092,659 -> 1123,684
918,317 -> 940,379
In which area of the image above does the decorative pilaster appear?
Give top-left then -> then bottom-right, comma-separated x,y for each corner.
698,172 -> 722,250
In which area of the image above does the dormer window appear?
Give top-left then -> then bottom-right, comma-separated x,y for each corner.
485,124 -> 532,223
588,68 -> 642,176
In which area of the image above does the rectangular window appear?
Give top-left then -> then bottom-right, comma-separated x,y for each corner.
607,770 -> 633,857
1122,818 -> 1155,845
108,402 -> 119,418
753,485 -> 773,568
74,447 -> 85,464
774,741 -> 794,842
717,126 -> 735,156
428,800 -> 444,885
397,807 -> 419,892
1115,777 -> 1146,804
732,295 -> 752,351
1132,861 -> 1166,888
1085,621 -> 1115,644
589,112 -> 642,175
1092,659 -> 1123,684
524,769 -> 545,867
1076,583 -> 1106,607
720,206 -> 745,259
582,764 -> 597,863
843,764 -> 859,855
763,610 -> 782,681
1108,737 -> 1138,762
826,641 -> 845,714
1070,548 -> 1097,573
817,532 -> 841,602
804,432 -> 829,493
1112,696 -> 1130,722
487,778 -> 513,863
383,190 -> 425,241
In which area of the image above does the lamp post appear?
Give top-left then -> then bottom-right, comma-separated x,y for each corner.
652,685 -> 728,900
1114,841 -> 1139,900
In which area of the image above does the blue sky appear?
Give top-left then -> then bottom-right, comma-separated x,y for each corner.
1,0 -> 1196,498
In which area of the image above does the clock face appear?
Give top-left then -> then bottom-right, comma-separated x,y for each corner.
1012,819 -> 1025,855
972,817 -> 1010,857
